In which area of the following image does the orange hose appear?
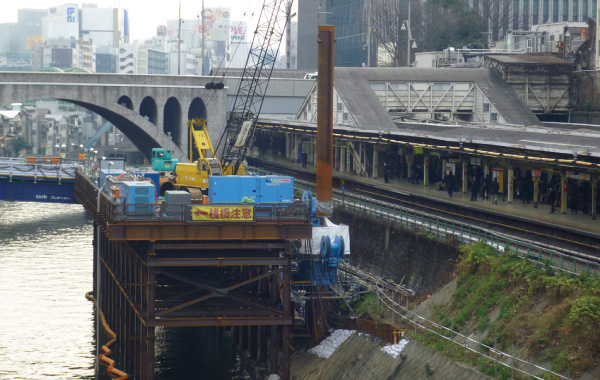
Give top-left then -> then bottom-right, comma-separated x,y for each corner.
85,291 -> 130,380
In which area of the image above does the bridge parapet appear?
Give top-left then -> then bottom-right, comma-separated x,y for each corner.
0,72 -> 228,163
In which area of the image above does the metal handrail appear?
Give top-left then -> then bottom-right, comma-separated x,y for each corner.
374,284 -> 571,380
248,165 -> 600,277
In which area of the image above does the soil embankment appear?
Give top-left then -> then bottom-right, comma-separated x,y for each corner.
292,333 -> 490,380
289,209 -> 494,380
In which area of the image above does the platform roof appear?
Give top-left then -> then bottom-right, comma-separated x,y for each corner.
483,53 -> 572,66
333,67 -> 541,129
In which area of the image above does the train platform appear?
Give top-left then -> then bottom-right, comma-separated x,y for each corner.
248,154 -> 600,242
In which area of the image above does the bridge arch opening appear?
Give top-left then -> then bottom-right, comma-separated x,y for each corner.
118,95 -> 133,110
164,97 -> 182,145
140,96 -> 158,125
188,98 -> 209,161
188,97 -> 207,120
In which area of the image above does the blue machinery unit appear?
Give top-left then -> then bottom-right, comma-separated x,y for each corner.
296,235 -> 345,286
208,175 -> 294,204
302,190 -> 321,226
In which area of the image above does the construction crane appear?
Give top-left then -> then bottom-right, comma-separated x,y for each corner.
153,0 -> 292,197
217,0 -> 292,175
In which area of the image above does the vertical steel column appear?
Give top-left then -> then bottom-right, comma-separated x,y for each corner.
373,143 -> 378,179
561,173 -> 567,214
316,24 -> 334,217
592,176 -> 597,220
250,326 -> 258,360
234,326 -> 240,345
242,326 -> 249,351
260,326 -> 268,362
146,246 -> 156,380
281,250 -> 292,380
507,167 -> 514,203
423,155 -> 429,186
270,269 -> 279,374
462,160 -> 468,194
533,175 -> 539,208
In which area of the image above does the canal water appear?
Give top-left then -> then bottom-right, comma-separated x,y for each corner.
0,201 -> 251,380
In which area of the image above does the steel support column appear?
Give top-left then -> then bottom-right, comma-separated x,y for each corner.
316,24 -> 334,217
508,167 -> 514,203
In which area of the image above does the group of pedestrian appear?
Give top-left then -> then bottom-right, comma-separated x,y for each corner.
467,174 -> 500,203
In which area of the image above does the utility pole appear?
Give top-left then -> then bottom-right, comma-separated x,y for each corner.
201,0 -> 205,76
367,1 -> 371,67
178,1 -> 181,75
406,1 -> 411,67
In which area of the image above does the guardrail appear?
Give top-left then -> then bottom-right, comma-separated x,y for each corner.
0,157 -> 79,183
374,281 -> 571,380
248,166 -> 600,277
76,170 -> 309,224
337,260 -> 572,380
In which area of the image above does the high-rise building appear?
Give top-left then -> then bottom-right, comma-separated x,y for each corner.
470,0 -> 597,42
96,46 -> 118,73
296,0 -> 319,70
326,0 -> 368,67
37,35 -> 96,71
80,4 -> 129,47
42,4 -> 79,42
0,9 -> 44,69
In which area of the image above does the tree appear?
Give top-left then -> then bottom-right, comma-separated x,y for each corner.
12,136 -> 32,157
369,0 -> 483,67
415,0 -> 483,52
368,0 -> 409,67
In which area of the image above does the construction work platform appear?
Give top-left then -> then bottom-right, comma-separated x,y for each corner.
74,171 -> 312,380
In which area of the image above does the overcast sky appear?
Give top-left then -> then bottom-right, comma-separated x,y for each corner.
0,1 -> 265,42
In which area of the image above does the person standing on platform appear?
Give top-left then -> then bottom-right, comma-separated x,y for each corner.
444,170 -> 455,197
482,174 -> 490,199
470,175 -> 481,201
490,177 -> 499,204
410,162 -> 419,184
548,185 -> 557,213
384,163 -> 390,183
301,150 -> 308,168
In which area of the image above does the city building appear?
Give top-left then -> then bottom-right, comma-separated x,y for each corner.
469,0 -> 597,42
42,4 -> 79,42
80,4 -> 129,47
325,0 -> 369,67
0,9 -> 45,70
296,0 -> 319,70
96,46 -> 118,73
34,35 -> 96,71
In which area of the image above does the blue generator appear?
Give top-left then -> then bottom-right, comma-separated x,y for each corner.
98,169 -> 127,189
129,169 -> 160,196
120,181 -> 156,216
208,175 -> 294,204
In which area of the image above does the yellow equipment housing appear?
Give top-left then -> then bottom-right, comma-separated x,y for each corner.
173,119 -> 245,191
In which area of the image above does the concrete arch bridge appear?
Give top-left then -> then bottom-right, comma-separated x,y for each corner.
0,72 -> 228,162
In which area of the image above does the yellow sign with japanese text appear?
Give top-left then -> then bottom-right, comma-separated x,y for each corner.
191,205 -> 254,221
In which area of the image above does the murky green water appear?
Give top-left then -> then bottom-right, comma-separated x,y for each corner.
0,201 -> 251,380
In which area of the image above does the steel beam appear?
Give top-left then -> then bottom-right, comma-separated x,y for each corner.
146,317 -> 293,327
147,257 -> 287,267
154,242 -> 286,250
108,223 -> 311,240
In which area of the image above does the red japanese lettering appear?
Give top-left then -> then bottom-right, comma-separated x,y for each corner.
242,208 -> 252,219
220,208 -> 231,219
